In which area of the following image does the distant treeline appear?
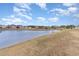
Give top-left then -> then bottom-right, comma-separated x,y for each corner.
51,25 -> 76,29
0,25 -> 79,30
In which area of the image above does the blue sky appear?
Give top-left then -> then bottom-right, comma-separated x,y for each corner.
0,3 -> 79,26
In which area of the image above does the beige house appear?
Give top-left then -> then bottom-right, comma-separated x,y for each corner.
1,25 -> 7,29
75,26 -> 79,29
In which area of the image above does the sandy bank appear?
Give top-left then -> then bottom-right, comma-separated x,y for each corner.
0,29 -> 79,56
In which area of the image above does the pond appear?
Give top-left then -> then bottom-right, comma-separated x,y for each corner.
0,30 -> 57,49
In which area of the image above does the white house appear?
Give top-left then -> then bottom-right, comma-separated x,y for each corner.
75,26 -> 79,29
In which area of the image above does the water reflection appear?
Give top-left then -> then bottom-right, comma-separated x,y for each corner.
0,30 -> 2,33
0,30 -> 56,49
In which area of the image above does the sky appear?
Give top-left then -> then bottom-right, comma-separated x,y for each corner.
0,3 -> 79,26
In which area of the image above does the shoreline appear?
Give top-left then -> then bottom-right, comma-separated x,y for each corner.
0,30 -> 58,49
0,29 -> 79,55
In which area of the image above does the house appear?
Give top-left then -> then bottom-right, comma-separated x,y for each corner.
0,25 -> 2,28
75,26 -> 79,29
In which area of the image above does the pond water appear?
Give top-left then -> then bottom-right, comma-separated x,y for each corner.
0,30 -> 57,49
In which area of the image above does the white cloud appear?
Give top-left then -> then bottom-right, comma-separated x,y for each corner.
48,17 -> 59,22
14,10 -> 32,20
12,18 -> 24,23
22,14 -> 32,20
10,15 -> 15,18
13,6 -> 26,13
49,6 -> 78,16
2,17 -> 27,25
37,17 -> 45,22
68,7 -> 78,13
1,3 -> 33,25
73,14 -> 79,18
15,3 -> 31,10
49,8 -> 70,16
36,3 -> 47,10
63,3 -> 76,7
13,4 -> 32,20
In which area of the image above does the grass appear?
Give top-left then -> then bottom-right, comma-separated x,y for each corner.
0,29 -> 79,56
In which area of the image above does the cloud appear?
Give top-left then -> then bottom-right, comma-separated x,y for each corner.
12,18 -> 25,23
2,17 -> 27,25
0,3 -> 33,25
68,7 -> 78,13
49,8 -> 70,16
49,6 -> 78,16
48,17 -> 59,22
13,4 -> 32,20
63,3 -> 76,7
22,14 -> 32,20
15,3 -> 31,10
36,3 -> 47,10
13,6 -> 26,13
73,14 -> 79,19
16,12 -> 32,20
37,17 -> 45,22
2,17 -> 24,23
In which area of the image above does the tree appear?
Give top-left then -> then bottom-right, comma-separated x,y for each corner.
60,25 -> 66,29
66,25 -> 75,29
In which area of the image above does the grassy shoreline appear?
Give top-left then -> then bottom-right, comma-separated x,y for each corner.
0,30 -> 55,49
0,29 -> 79,56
